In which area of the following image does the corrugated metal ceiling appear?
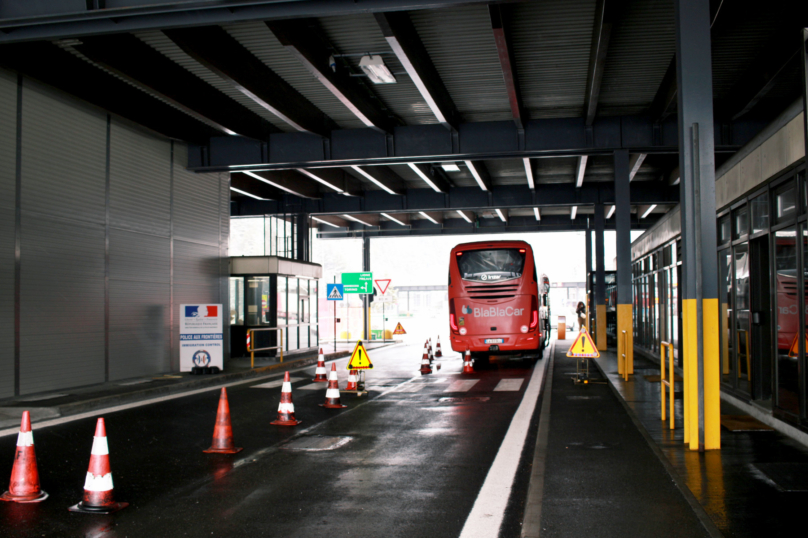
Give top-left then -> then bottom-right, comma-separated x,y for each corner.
408,5 -> 511,123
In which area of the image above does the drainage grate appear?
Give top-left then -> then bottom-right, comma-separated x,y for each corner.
752,463 -> 808,492
438,396 -> 490,403
281,435 -> 353,451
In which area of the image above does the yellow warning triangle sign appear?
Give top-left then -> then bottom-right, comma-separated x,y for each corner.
392,322 -> 407,335
566,327 -> 600,358
347,340 -> 373,370
787,332 -> 808,358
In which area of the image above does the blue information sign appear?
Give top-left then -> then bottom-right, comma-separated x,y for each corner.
327,283 -> 345,301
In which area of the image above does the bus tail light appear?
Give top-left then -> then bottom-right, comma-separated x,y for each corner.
529,296 -> 539,330
449,301 -> 459,333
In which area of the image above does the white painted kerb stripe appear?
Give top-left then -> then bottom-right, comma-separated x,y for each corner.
458,349 -> 549,538
90,436 -> 109,456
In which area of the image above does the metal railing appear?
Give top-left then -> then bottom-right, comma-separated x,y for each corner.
660,341 -> 675,430
619,330 -> 629,381
246,328 -> 283,368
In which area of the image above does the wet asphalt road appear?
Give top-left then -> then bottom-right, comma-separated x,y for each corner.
0,342 -> 541,538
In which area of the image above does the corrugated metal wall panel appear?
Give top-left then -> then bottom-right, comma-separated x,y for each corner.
0,69 -> 16,398
599,0 -> 676,116
110,229 -> 170,285
20,79 -> 106,224
134,29 -> 293,133
173,144 -> 220,245
174,240 -> 220,287
317,14 -> 436,125
511,0 -> 594,118
109,121 -> 171,237
109,280 -> 170,380
224,20 -> 366,129
19,215 -> 105,394
409,5 -> 511,123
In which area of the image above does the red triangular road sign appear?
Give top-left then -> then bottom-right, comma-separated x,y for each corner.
375,279 -> 391,295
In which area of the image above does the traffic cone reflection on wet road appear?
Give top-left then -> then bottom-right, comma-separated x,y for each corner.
0,411 -> 48,503
345,370 -> 359,391
312,349 -> 328,382
420,345 -> 432,375
271,372 -> 302,426
463,349 -> 474,374
435,336 -> 442,357
69,418 -> 128,514
203,388 -> 242,454
321,364 -> 347,409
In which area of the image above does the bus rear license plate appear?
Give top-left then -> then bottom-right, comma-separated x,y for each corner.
485,339 -> 504,344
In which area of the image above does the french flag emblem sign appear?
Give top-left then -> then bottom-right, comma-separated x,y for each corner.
185,305 -> 218,318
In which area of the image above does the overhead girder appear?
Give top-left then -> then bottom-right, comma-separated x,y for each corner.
488,4 -> 524,131
374,11 -> 460,130
583,0 -> 627,126
265,18 -> 400,133
231,183 -> 679,218
198,114 -> 749,172
163,26 -> 337,137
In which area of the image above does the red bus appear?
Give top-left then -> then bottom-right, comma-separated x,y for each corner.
448,240 -> 549,365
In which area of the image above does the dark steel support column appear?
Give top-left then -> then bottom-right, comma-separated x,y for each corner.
614,150 -> 633,375
585,221 -> 592,332
594,203 -> 606,349
675,0 -> 720,451
363,236 -> 370,340
800,28 -> 808,420
295,213 -> 310,262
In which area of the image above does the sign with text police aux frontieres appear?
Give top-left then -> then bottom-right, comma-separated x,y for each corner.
180,304 -> 223,371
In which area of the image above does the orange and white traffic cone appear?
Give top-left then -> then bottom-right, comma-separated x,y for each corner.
203,388 -> 242,454
0,411 -> 47,503
420,344 -> 432,375
312,349 -> 328,382
345,370 -> 359,391
271,372 -> 302,426
320,364 -> 347,409
463,349 -> 474,374
435,336 -> 443,357
429,344 -> 434,364
69,418 -> 128,514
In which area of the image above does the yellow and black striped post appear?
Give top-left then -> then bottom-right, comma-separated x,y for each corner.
614,150 -> 633,376
674,0 -> 720,451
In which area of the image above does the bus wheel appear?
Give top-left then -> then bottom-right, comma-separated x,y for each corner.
472,353 -> 490,370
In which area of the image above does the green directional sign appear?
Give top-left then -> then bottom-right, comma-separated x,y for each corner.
342,272 -> 373,294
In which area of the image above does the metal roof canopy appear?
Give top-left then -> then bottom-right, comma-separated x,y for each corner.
0,0 -> 804,236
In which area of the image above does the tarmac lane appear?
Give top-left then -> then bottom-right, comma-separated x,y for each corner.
0,342 -> 545,538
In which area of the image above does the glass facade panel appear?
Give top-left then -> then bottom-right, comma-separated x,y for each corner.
718,215 -> 731,244
719,250 -> 733,385
246,277 -> 271,326
734,244 -> 751,394
229,277 -> 244,325
774,227 -> 799,415
751,193 -> 769,234
288,278 -> 299,351
734,205 -> 748,239
774,181 -> 796,224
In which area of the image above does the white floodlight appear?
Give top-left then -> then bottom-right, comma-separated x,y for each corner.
359,55 -> 396,84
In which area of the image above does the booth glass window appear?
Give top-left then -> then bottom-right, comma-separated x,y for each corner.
246,277 -> 271,326
774,227 -> 799,415
734,205 -> 748,239
774,181 -> 797,224
230,277 -> 244,325
288,279 -> 299,351
751,193 -> 769,234
277,277 -> 287,327
311,281 -> 319,347
718,215 -> 731,245
719,250 -> 733,385
734,244 -> 751,394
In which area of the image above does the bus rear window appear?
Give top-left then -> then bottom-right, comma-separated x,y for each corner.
457,249 -> 526,282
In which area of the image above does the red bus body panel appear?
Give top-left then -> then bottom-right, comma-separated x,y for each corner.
448,240 -> 541,354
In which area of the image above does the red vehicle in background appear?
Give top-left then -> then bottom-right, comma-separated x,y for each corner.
448,240 -> 550,366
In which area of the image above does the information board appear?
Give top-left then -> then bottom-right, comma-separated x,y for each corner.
180,304 -> 224,371
342,272 -> 373,294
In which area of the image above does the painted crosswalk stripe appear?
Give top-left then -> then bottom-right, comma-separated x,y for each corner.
493,379 -> 524,392
395,384 -> 427,393
298,383 -> 326,390
444,380 -> 480,392
252,377 -> 303,389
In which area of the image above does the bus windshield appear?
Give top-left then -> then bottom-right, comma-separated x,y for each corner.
457,249 -> 526,282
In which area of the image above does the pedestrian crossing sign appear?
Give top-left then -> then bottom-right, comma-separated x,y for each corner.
393,322 -> 407,335
566,327 -> 600,358
327,283 -> 344,301
347,340 -> 373,370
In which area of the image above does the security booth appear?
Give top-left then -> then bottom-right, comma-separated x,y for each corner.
229,256 -> 322,358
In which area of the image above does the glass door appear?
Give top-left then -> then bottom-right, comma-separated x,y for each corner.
734,244 -> 751,395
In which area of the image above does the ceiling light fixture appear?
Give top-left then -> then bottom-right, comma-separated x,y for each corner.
311,216 -> 339,228
296,168 -> 343,193
641,204 -> 657,219
381,213 -> 407,226
343,214 -> 374,226
606,205 -> 616,219
570,206 -> 578,220
534,207 -> 541,221
419,211 -> 438,224
349,166 -> 397,195
441,162 -> 461,173
523,158 -> 535,189
407,163 -> 441,192
495,208 -> 506,222
456,210 -> 472,223
359,55 -> 396,84
465,161 -> 488,192
230,187 -> 265,200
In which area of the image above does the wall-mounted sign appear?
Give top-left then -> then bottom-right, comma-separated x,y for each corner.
180,304 -> 223,371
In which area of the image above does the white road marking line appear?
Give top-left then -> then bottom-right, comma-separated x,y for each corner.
458,343 -> 552,538
395,384 -> 428,393
444,380 -> 480,392
298,383 -> 326,390
493,378 -> 524,391
251,377 -> 304,389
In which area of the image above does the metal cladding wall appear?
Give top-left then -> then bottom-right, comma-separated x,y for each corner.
0,70 -> 15,398
0,68 -> 230,396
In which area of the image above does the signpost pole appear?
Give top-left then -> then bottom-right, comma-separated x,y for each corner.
333,276 -> 336,354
